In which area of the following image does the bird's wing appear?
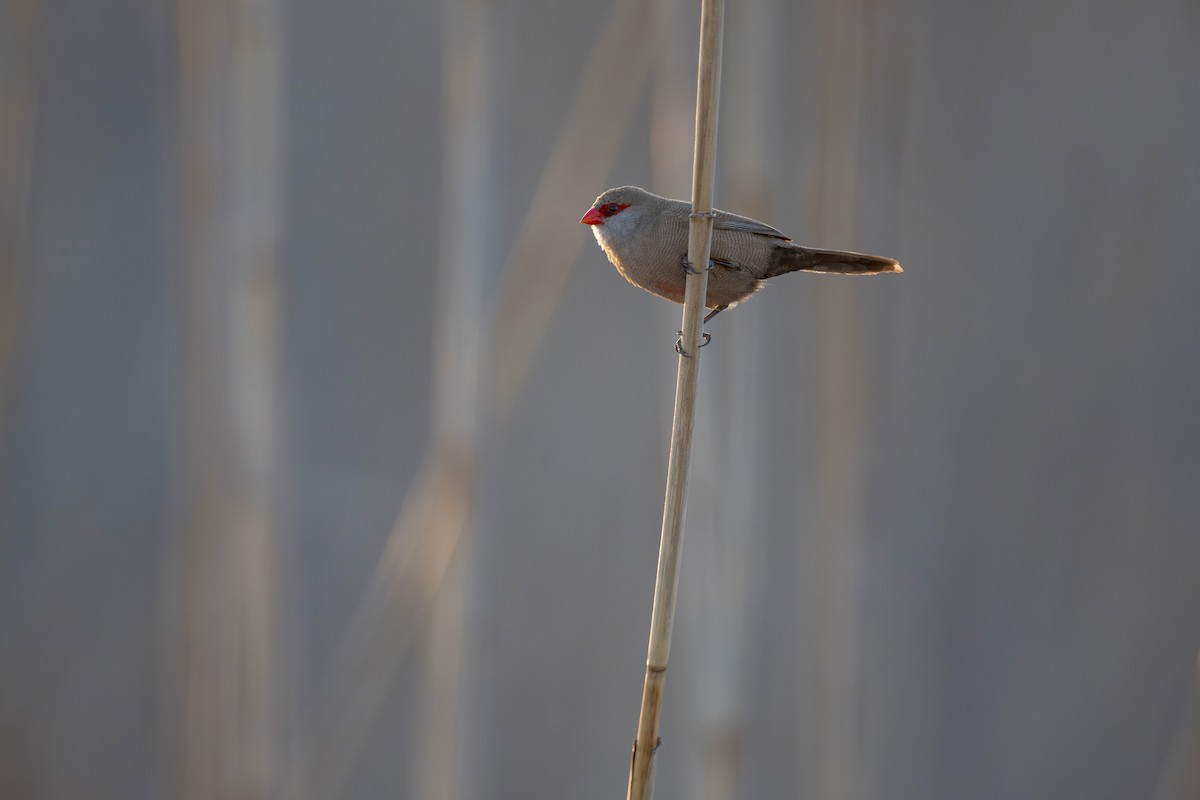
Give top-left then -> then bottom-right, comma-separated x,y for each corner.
713,209 -> 791,241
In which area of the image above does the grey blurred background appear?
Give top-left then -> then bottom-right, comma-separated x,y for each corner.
2,0 -> 1199,798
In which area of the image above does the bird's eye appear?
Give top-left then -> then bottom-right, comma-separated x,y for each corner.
607,203 -> 620,214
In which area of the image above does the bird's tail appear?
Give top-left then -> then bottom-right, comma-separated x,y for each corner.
765,244 -> 902,278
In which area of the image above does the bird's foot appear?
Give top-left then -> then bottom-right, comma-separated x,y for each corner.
674,330 -> 712,357
680,254 -> 715,275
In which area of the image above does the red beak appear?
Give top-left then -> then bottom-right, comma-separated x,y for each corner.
580,207 -> 604,225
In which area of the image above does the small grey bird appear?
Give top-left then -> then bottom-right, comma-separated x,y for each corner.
580,186 -> 901,323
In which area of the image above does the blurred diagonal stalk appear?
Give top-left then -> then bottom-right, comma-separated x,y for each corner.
293,452 -> 471,800
294,2 -> 654,796
1152,652 -> 1200,800
491,0 -> 655,417
173,0 -> 285,796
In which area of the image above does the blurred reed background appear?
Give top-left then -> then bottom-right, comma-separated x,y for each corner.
2,0 -> 1199,798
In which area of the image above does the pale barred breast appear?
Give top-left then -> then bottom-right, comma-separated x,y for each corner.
616,214 -> 691,303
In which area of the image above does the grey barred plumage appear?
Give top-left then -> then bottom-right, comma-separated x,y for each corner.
581,186 -> 900,321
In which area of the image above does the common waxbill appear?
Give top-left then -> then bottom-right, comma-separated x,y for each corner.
580,186 -> 901,323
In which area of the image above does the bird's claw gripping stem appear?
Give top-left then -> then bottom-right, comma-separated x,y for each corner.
674,330 -> 712,357
680,254 -> 714,275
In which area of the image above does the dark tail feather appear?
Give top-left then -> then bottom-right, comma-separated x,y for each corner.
766,244 -> 902,278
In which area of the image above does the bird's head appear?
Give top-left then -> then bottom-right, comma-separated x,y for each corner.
580,187 -> 639,226
580,186 -> 655,248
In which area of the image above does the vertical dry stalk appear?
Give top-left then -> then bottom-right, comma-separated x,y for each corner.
684,3 -> 775,796
627,1 -> 724,798
174,0 -> 283,795
803,0 -> 867,796
415,0 -> 490,797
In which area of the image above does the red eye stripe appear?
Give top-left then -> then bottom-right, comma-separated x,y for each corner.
600,202 -> 630,217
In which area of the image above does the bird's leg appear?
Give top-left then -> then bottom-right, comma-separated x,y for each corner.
674,330 -> 712,357
673,304 -> 726,355
679,254 -> 715,275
